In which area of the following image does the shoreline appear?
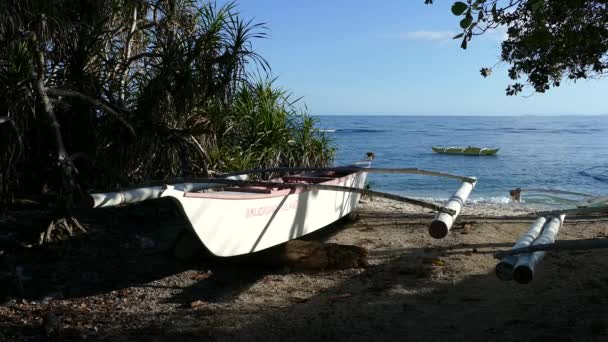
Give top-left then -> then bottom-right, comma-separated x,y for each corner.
360,196 -> 561,218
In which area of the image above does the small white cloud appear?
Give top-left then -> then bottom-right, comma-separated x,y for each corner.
398,30 -> 456,41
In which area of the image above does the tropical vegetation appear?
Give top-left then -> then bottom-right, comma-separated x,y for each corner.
0,0 -> 335,213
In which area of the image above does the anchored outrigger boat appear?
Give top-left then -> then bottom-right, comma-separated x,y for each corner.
86,154 -> 477,257
432,146 -> 499,156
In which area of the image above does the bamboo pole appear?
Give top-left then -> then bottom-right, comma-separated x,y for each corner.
86,178 -> 457,215
512,214 -> 565,284
87,182 -> 220,208
428,178 -> 476,239
495,217 -> 546,281
221,166 -> 476,183
494,238 -> 608,259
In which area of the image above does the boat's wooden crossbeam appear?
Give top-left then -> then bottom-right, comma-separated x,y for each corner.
282,176 -> 335,183
222,187 -> 273,194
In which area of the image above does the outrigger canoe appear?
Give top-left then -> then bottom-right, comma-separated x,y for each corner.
432,146 -> 499,156
86,154 -> 477,257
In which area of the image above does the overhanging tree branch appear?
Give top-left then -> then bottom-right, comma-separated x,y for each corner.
46,88 -> 136,137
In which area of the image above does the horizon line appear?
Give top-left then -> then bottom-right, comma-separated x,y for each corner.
311,113 -> 608,117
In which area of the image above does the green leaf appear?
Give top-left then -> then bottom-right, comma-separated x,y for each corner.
451,2 -> 468,16
460,16 -> 473,29
531,0 -> 542,12
460,37 -> 468,49
453,33 -> 464,39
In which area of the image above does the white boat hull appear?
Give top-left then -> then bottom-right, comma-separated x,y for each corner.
161,171 -> 369,257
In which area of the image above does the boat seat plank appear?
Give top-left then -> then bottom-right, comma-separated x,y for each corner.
223,187 -> 273,194
282,176 -> 335,183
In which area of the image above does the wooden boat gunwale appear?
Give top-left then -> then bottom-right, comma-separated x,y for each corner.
182,172 -> 358,200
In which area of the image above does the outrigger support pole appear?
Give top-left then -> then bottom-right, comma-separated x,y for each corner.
221,166 -> 476,183
86,177 -> 457,215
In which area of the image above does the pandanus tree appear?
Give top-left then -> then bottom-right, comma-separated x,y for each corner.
0,0 -> 334,242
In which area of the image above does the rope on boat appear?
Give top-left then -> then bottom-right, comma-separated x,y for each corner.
494,239 -> 608,260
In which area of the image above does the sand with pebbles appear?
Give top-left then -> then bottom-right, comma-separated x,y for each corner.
2,197 -> 608,341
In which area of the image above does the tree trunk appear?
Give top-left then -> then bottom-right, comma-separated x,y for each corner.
32,33 -> 77,209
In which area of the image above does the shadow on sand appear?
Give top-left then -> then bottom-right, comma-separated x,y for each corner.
2,205 -> 608,341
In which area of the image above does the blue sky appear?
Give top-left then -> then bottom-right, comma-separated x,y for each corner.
226,0 -> 608,116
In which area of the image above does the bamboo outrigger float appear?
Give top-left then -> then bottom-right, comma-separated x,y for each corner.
495,217 -> 547,281
495,214 -> 565,284
86,154 -> 476,257
495,203 -> 608,284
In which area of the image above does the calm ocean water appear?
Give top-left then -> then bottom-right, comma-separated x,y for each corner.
315,115 -> 608,204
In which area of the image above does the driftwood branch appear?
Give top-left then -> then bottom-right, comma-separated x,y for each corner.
46,88 -> 135,137
494,239 -> 608,259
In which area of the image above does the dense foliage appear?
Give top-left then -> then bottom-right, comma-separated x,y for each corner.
0,0 -> 334,205
427,0 -> 608,95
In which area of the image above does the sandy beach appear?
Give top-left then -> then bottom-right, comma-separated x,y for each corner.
2,197 -> 608,341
